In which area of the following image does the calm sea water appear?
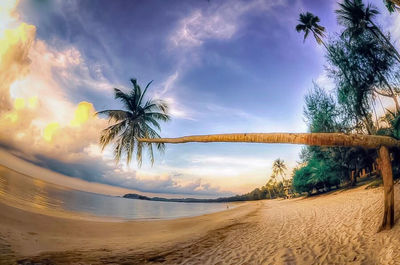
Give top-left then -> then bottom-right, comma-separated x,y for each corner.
0,166 -> 232,220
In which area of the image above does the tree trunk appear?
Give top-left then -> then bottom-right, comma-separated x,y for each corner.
378,146 -> 395,231
360,107 -> 374,135
140,133 -> 400,149
350,170 -> 357,187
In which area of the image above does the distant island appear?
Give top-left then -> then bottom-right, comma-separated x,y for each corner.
122,193 -> 250,203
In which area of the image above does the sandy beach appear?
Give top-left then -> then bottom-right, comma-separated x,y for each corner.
1,184 -> 400,265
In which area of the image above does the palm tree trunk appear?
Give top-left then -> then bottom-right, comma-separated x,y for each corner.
141,133 -> 400,148
378,146 -> 395,231
360,107 -> 374,135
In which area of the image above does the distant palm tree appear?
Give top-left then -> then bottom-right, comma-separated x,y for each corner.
272,158 -> 287,182
335,0 -> 400,62
97,78 -> 170,166
295,12 -> 328,49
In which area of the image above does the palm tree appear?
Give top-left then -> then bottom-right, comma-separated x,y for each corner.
97,78 -> 170,166
295,12 -> 354,86
139,132 -> 399,230
272,158 -> 287,181
295,12 -> 328,49
335,0 -> 400,63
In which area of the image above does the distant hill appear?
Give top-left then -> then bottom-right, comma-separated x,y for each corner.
122,193 -> 252,203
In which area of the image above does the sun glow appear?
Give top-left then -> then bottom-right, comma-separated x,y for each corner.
0,0 -> 19,35
70,101 -> 95,127
0,0 -> 34,57
28,96 -> 38,108
43,122 -> 60,142
14,97 -> 24,110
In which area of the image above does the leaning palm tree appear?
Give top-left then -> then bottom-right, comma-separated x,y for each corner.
272,158 -> 287,181
336,0 -> 400,63
97,78 -> 170,166
139,132 -> 400,230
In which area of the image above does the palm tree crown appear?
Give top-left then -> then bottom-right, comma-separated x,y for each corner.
295,12 -> 326,45
335,0 -> 400,62
97,78 -> 170,166
336,0 -> 379,37
272,158 -> 287,181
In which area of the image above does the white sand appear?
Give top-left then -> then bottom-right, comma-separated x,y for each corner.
1,184 -> 400,264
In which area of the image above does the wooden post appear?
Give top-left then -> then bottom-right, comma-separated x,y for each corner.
379,146 -> 395,231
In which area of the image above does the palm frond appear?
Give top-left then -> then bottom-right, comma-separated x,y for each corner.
114,88 -> 134,111
99,121 -> 127,151
96,110 -> 131,122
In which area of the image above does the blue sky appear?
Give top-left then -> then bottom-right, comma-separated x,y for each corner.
0,0 -> 399,197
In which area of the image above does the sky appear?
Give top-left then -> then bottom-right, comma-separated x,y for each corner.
0,0 -> 399,197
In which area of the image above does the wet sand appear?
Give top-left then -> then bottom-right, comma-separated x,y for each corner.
1,184 -> 400,265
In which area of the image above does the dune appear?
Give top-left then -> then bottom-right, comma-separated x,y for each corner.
1,183 -> 400,265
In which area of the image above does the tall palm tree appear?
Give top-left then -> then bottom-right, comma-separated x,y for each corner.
336,0 -> 400,63
272,158 -> 287,181
139,132 -> 398,230
295,12 -> 328,49
97,78 -> 170,166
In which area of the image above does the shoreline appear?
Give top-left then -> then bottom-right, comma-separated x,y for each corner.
0,197 -> 259,264
1,183 -> 400,264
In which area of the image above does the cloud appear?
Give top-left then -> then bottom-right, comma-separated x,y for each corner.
170,0 -> 286,48
388,14 -> 400,45
315,70 -> 335,92
152,71 -> 195,120
0,1 -> 228,197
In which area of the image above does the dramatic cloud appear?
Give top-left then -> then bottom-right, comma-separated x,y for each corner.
0,0 -> 227,197
3,0 -> 394,197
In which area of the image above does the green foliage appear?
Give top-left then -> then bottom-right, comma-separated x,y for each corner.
326,30 -> 397,134
292,159 -> 341,194
294,0 -> 400,196
304,84 -> 342,133
292,165 -> 313,194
